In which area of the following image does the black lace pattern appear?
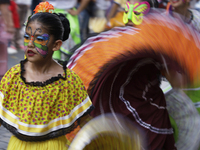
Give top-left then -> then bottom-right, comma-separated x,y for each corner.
20,59 -> 67,87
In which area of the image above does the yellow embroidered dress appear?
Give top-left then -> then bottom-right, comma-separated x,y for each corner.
0,59 -> 94,150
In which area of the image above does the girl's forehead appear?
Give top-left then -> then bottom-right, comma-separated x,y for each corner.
26,21 -> 48,34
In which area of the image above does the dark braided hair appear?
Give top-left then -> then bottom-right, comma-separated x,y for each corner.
26,12 -> 70,41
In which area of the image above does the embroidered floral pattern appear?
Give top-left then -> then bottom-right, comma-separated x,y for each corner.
0,60 -> 94,142
1,62 -> 88,125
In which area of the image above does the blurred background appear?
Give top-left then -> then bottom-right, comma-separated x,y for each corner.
0,0 -> 200,149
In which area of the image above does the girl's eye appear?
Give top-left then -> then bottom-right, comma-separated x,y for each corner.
36,36 -> 45,42
37,38 -> 44,42
24,34 -> 30,39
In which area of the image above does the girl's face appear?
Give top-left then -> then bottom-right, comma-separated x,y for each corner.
24,21 -> 55,61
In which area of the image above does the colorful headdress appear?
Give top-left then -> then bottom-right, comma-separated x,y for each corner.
24,2 -> 54,25
33,1 -> 54,14
123,1 -> 150,25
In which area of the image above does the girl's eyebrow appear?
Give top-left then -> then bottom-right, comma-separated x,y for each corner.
25,32 -> 30,35
34,33 -> 49,37
34,33 -> 43,36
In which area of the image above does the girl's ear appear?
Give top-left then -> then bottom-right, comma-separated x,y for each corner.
52,40 -> 62,51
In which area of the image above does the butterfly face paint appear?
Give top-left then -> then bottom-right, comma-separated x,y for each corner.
123,1 -> 150,25
24,27 -> 50,58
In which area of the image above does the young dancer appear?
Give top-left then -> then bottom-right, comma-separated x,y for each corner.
0,2 -> 94,150
67,0 -> 200,149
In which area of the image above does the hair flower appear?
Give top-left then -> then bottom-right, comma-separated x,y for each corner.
34,2 -> 54,14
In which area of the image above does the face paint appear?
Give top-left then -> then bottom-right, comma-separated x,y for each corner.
123,1 -> 150,25
34,33 -> 50,57
24,27 -> 50,57
24,33 -> 31,51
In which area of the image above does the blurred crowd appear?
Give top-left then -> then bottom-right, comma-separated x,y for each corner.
0,0 -> 200,79
2,0 -> 200,52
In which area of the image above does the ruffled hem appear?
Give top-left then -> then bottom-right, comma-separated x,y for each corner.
0,105 -> 94,142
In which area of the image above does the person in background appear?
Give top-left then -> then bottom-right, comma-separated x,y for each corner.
88,0 -> 112,33
8,0 -> 31,54
105,0 -> 127,30
164,0 -> 200,111
0,0 -> 14,33
90,1 -> 178,149
68,0 -> 95,42
165,0 -> 200,145
7,0 -> 20,54
107,0 -> 127,20
167,0 -> 200,32
195,0 -> 200,10
31,0 -> 42,14
0,0 -> 14,80
123,0 -> 158,26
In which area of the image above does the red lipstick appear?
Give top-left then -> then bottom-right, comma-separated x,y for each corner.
27,50 -> 36,57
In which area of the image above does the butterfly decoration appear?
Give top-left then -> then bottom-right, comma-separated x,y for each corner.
123,1 -> 150,25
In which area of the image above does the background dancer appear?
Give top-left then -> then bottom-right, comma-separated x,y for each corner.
67,3 -> 200,149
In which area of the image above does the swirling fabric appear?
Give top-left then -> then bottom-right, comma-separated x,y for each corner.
68,10 -> 200,149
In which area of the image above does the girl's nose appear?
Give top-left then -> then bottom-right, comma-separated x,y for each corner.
28,36 -> 34,47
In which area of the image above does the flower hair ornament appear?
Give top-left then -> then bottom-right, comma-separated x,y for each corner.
34,1 -> 54,13
24,2 -> 54,25
123,1 -> 150,25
